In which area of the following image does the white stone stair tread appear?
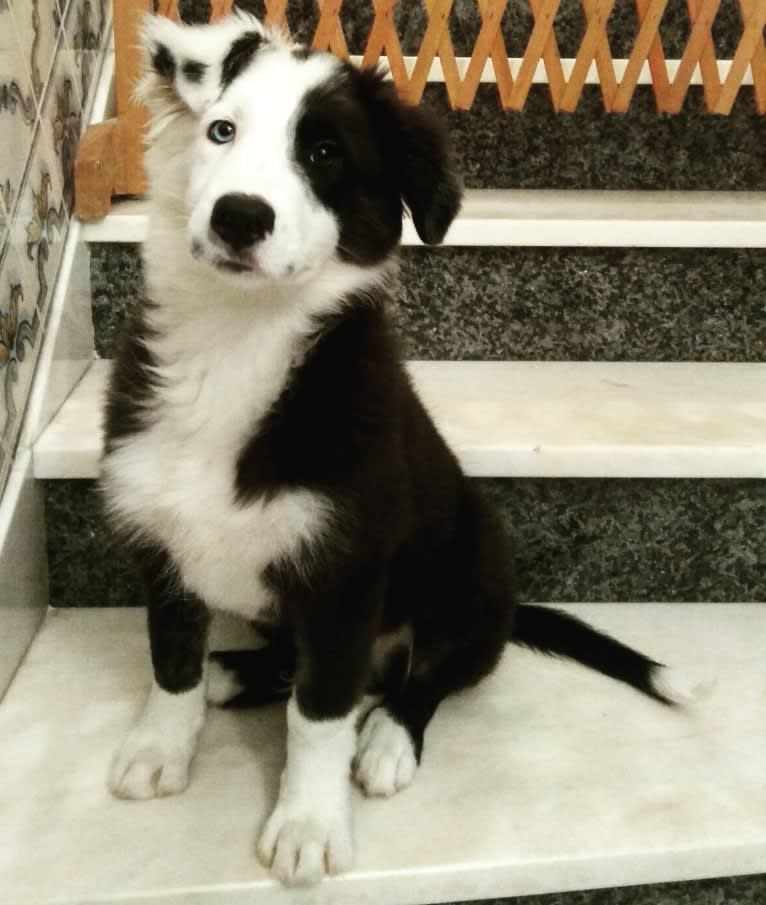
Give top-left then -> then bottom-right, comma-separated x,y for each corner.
33,359 -> 766,479
1,604 -> 765,905
80,189 -> 766,247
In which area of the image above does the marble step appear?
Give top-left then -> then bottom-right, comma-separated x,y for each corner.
81,190 -> 766,247
33,359 -> 766,481
2,603 -> 765,905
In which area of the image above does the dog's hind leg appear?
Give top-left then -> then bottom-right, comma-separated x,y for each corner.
206,644 -> 295,707
353,630 -> 505,798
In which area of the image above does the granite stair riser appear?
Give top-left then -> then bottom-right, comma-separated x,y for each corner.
45,478 -> 766,607
91,244 -> 766,362
426,86 -> 766,192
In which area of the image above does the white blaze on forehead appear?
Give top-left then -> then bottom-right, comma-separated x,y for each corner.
212,48 -> 341,157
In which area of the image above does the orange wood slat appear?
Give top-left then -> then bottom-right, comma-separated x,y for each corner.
612,0 -> 667,111
313,0 -> 350,58
456,0 -> 509,109
476,0 -> 516,110
209,0 -> 234,22
425,0 -> 463,107
263,0 -> 289,30
510,0 -> 562,110
665,0 -> 721,112
407,0 -> 454,103
714,0 -> 766,113
584,0 -> 619,108
360,0 -> 390,68
687,0 -> 723,110
738,0 -> 766,113
560,0 -> 616,111
154,0 -> 179,18
634,0 -> 673,110
361,0 -> 410,91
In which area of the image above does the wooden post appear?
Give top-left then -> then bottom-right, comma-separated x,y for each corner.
75,0 -> 151,219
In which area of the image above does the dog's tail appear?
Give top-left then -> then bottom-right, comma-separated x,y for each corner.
509,604 -> 706,705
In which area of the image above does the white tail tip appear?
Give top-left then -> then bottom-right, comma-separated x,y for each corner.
651,665 -> 716,705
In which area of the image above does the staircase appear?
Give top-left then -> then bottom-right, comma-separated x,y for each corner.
1,7 -> 765,905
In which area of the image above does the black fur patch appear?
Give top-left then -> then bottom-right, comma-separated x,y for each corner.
151,42 -> 176,81
182,59 -> 208,83
103,302 -> 161,447
294,65 -> 461,265
220,31 -> 264,89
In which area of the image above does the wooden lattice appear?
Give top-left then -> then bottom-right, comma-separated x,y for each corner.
75,0 -> 766,218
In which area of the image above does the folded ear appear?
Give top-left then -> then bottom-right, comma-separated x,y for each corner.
137,12 -> 268,120
360,71 -> 462,245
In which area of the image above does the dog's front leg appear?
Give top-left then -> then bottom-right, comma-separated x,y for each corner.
258,574 -> 380,886
109,549 -> 211,800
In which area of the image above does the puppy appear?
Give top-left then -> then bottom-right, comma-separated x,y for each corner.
102,12 -> 691,887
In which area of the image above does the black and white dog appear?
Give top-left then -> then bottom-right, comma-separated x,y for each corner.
103,12 -> 696,887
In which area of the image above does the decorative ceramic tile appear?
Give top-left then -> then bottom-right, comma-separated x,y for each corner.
61,0 -> 104,113
0,7 -> 37,225
0,242 -> 43,468
8,0 -> 62,108
0,183 -> 7,257
39,42 -> 82,215
9,121 -> 68,324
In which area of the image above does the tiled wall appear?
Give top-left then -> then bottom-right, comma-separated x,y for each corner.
0,0 -> 109,498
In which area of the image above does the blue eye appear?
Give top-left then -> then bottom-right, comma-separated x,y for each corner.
207,120 -> 236,144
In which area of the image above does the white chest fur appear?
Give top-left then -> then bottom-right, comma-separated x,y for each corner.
101,295 -> 331,618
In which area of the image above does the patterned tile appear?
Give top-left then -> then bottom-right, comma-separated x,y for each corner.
0,6 -> 37,224
61,0 -> 104,114
0,0 -> 97,503
39,43 -> 82,214
0,241 -> 43,469
9,121 -> 68,323
8,0 -> 62,108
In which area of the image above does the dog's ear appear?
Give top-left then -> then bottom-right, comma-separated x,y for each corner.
361,70 -> 462,245
137,13 -> 268,121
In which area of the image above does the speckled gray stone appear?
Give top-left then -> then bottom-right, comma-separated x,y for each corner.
395,247 -> 766,361
45,478 -> 766,607
90,244 -> 766,362
429,85 -> 766,191
90,244 -> 142,358
45,481 -> 142,608
447,872 -> 766,905
480,479 -> 766,603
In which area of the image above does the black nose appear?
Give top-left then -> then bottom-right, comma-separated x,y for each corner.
210,193 -> 275,252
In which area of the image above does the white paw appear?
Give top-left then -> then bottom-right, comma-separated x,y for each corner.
353,707 -> 417,798
257,803 -> 353,886
108,682 -> 205,800
109,726 -> 197,799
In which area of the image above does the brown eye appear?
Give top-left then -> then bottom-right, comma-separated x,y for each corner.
207,120 -> 236,144
309,140 -> 341,165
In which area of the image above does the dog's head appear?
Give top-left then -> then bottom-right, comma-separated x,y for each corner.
139,13 -> 461,286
